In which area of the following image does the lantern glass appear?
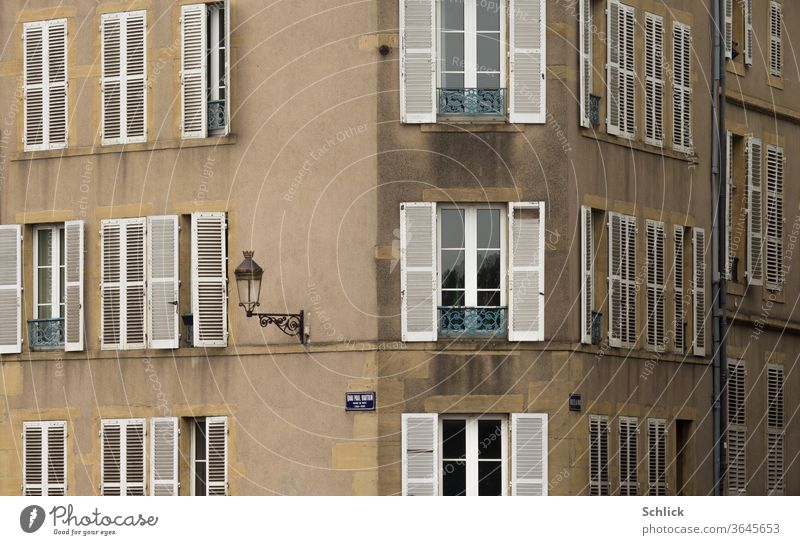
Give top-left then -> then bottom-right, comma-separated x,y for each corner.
234,251 -> 264,313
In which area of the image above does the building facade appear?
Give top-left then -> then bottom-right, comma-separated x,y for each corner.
0,0 -> 796,496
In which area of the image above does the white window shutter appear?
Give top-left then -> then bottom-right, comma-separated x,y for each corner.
124,219 -> 147,349
23,22 -> 46,150
607,1 -> 635,138
125,11 -> 147,142
766,364 -> 784,495
147,216 -> 179,349
647,418 -> 667,496
47,20 -> 68,148
589,414 -> 609,495
0,225 -> 22,354
399,0 -> 435,123
673,226 -> 685,353
644,13 -> 663,146
101,419 -> 146,495
672,22 -> 692,153
511,413 -> 548,496
191,212 -> 228,347
125,420 -> 146,495
580,206 -> 593,344
206,416 -> 228,495
151,417 -> 179,496
400,202 -> 437,342
746,136 -> 763,285
724,0 -> 733,59
726,359 -> 746,495
619,416 -> 638,495
646,220 -> 665,352
770,2 -> 781,77
579,0 -> 592,128
24,421 -> 67,496
725,131 -> 734,280
101,220 -> 123,349
102,11 -> 146,145
765,145 -> 784,291
692,227 -> 706,357
509,0 -> 546,123
181,4 -> 207,139
744,0 -> 753,65
64,220 -> 85,352
401,413 -> 437,496
101,14 -> 123,145
508,202 -> 544,341
608,213 -> 635,348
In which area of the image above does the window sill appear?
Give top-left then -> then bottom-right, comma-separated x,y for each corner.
12,134 -> 237,162
726,59 -> 746,77
422,120 -> 520,133
768,75 -> 784,90
579,128 -> 699,163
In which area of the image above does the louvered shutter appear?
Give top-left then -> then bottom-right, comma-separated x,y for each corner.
508,202 -> 544,341
608,213 -> 635,348
766,364 -> 784,495
124,219 -> 146,349
511,413 -> 548,496
644,13 -> 663,146
589,415 -> 609,496
47,20 -> 68,148
23,421 -> 67,496
509,0 -> 546,123
746,136 -> 763,285
581,206 -> 593,344
765,145 -> 784,290
607,1 -> 635,138
692,228 -> 706,357
125,12 -> 146,142
725,131 -> 734,280
401,413 -> 437,496
181,4 -> 207,138
206,416 -> 228,495
579,0 -> 592,128
101,419 -> 146,496
770,3 -> 782,77
0,225 -> 22,354
148,216 -> 179,349
64,220 -> 84,352
724,0 -> 732,59
191,212 -> 228,347
647,418 -> 667,496
726,359 -> 746,495
619,416 -> 638,496
400,202 -> 437,342
124,420 -> 146,495
101,220 -> 123,349
673,226 -> 685,353
672,22 -> 692,153
646,221 -> 665,352
102,11 -> 146,145
399,0 -> 435,124
101,14 -> 123,144
744,0 -> 753,66
23,22 -> 45,150
151,417 -> 179,496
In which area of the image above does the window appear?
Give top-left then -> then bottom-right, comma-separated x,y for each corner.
608,212 -> 636,348
100,419 -> 146,496
400,202 -> 543,342
727,359 -> 746,495
0,225 -> 22,355
589,415 -> 609,496
672,22 -> 692,153
673,225 -> 686,353
190,416 -> 229,496
580,206 -> 594,344
765,145 -> 784,291
692,228 -> 705,357
151,418 -> 180,496
401,413 -> 547,496
33,225 -> 65,321
647,419 -> 667,496
191,212 -> 228,347
579,0 -> 593,128
23,19 -> 67,151
746,136 -> 763,285
646,220 -> 666,352
101,11 -> 147,145
181,2 -> 230,138
644,13 -> 664,146
400,0 -> 545,123
766,364 -> 784,495
725,0 -> 752,65
770,2 -> 782,77
619,416 -> 638,496
23,421 -> 67,496
607,1 -> 635,139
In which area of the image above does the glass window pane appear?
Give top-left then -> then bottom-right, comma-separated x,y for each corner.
38,268 -> 53,306
38,304 -> 53,320
477,250 -> 500,290
442,33 -> 465,73
194,420 -> 206,460
441,209 -> 465,248
442,72 -> 465,88
442,0 -> 464,31
477,290 -> 501,307
476,1 -> 500,32
442,419 -> 467,459
477,209 -> 501,248
441,250 -> 465,289
476,73 -> 500,89
442,460 -> 467,496
478,461 -> 503,495
441,291 -> 465,307
37,229 -> 52,267
476,34 -> 500,73
478,419 -> 502,459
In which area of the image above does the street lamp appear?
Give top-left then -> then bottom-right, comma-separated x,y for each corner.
234,250 -> 306,344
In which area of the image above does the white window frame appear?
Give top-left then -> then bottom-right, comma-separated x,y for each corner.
672,21 -> 692,154
643,12 -> 664,147
607,0 -> 636,139
438,414 -> 508,496
23,420 -> 67,496
33,224 -> 65,320
190,416 -> 228,496
770,1 -> 782,78
589,414 -> 609,496
765,144 -> 784,291
579,0 -> 593,128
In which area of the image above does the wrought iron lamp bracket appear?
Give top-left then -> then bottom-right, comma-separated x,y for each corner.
242,304 -> 306,345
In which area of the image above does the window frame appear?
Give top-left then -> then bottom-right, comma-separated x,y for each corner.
438,414 -> 508,496
32,224 -> 65,320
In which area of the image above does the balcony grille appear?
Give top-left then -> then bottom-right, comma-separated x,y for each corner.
208,100 -> 226,131
438,88 -> 506,116
438,306 -> 507,338
28,318 -> 65,351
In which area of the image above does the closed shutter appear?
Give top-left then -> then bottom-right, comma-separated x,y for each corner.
151,417 -> 179,496
673,226 -> 685,353
191,212 -> 228,347
401,413 -> 437,496
206,416 -> 228,495
181,4 -> 207,139
766,364 -> 784,495
765,145 -> 784,291
770,2 -> 782,77
399,0 -> 435,123
672,22 -> 692,153
644,13 -> 663,146
646,220 -> 665,352
509,0 -> 546,123
589,415 -> 609,496
100,220 -> 123,349
608,212 -> 636,348
724,0 -> 732,59
727,359 -> 746,495
23,20 -> 67,151
744,0 -> 753,66
581,206 -> 593,344
400,202 -> 437,342
508,202 -> 544,341
0,225 -> 22,354
124,219 -> 146,349
692,228 -> 706,357
725,131 -> 734,280
23,421 -> 67,496
647,418 -> 667,496
47,20 -> 68,148
147,216 -> 179,349
619,416 -> 638,496
607,1 -> 635,138
746,136 -> 763,285
579,0 -> 592,128
64,220 -> 84,352
101,419 -> 146,496
511,413 -> 548,496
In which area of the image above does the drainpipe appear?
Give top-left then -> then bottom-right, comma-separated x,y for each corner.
711,0 -> 727,496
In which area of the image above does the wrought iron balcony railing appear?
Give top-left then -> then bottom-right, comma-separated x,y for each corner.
208,100 -> 226,132
438,88 -> 506,117
438,306 -> 507,338
28,318 -> 65,351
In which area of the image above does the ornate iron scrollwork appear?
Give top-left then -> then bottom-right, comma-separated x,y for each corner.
248,310 -> 306,344
438,307 -> 507,338
28,318 -> 65,350
438,88 -> 506,116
